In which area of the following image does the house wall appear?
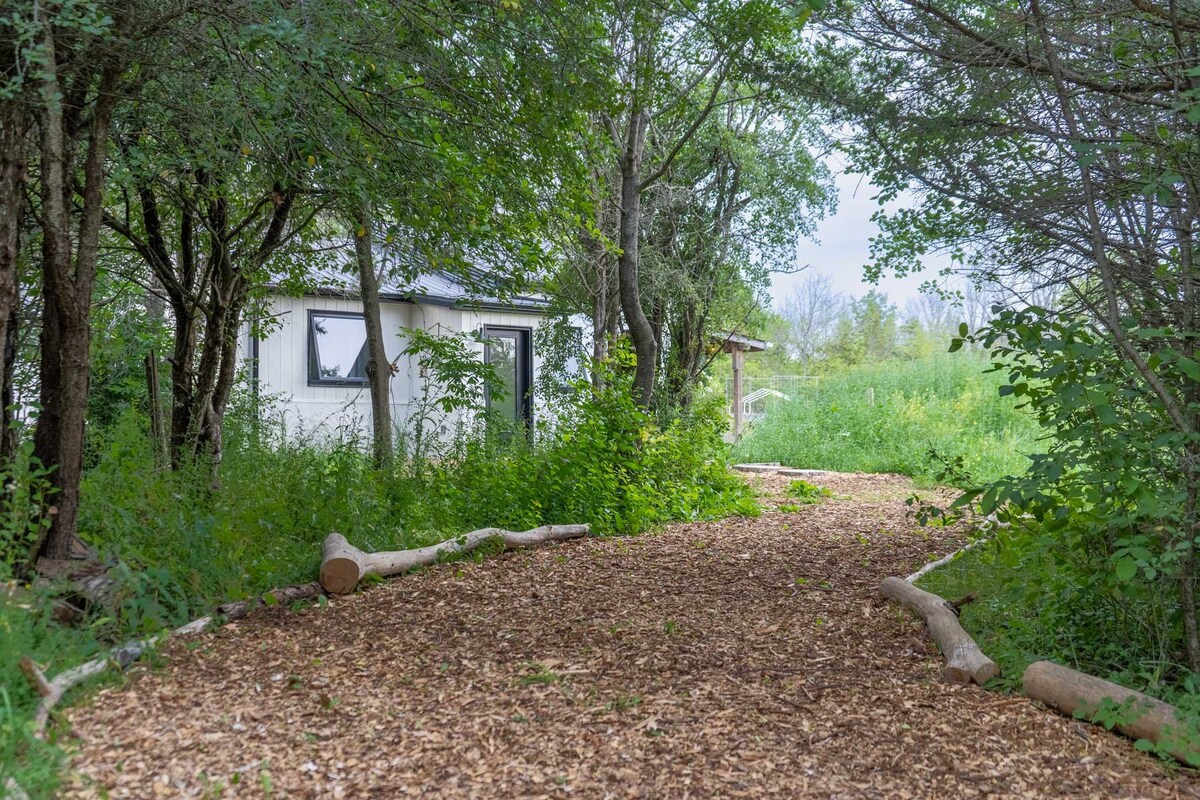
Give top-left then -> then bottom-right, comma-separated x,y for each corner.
245,294 -> 548,443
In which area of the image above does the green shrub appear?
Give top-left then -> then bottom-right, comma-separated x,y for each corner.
0,441 -> 55,580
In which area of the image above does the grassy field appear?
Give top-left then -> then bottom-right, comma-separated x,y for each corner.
733,353 -> 1041,486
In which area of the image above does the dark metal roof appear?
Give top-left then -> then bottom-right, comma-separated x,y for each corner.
270,239 -> 551,313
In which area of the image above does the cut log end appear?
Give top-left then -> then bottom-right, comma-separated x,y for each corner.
320,556 -> 363,595
320,533 -> 366,595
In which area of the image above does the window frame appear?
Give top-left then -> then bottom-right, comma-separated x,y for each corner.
483,325 -> 533,427
307,309 -> 371,387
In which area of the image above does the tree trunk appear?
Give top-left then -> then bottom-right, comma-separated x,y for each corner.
617,112 -> 657,408
30,24 -> 122,562
1181,472 -> 1200,672
0,96 -> 26,465
167,296 -> 199,469
592,278 -> 608,388
144,350 -> 168,467
353,210 -> 393,467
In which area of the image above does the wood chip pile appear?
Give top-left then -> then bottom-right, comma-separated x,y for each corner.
62,472 -> 1199,798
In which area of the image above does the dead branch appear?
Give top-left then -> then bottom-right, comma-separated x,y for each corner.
215,582 -> 324,621
905,538 -> 989,584
18,616 -> 214,738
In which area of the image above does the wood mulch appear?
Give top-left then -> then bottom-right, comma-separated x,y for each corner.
61,472 -> 1200,798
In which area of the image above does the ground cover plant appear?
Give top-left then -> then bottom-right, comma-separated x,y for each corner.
733,352 -> 1040,486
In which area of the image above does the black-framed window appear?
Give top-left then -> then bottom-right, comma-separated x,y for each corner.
484,326 -> 533,427
308,310 -> 369,386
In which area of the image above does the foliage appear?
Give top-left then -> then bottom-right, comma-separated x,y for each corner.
923,306 -> 1200,687
398,326 -> 505,463
784,480 -> 831,504
734,353 -> 1039,486
419,355 -> 758,537
0,441 -> 54,580
830,0 -> 1200,673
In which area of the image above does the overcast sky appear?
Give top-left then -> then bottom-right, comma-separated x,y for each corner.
767,169 -> 947,312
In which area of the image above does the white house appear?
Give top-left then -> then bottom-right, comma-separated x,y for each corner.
243,251 -> 553,441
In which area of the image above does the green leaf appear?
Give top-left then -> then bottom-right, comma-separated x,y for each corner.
1114,557 -> 1137,582
1176,356 -> 1200,382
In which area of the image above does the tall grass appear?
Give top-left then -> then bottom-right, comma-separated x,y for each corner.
733,352 -> 1041,485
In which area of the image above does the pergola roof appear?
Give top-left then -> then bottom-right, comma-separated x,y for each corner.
713,331 -> 769,353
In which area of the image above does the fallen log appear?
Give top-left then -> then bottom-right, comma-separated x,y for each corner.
879,576 -> 999,685
19,616 -> 214,738
320,524 -> 590,595
1023,660 -> 1200,766
216,582 -> 324,621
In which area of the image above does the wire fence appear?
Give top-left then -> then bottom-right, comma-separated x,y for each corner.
725,375 -> 819,421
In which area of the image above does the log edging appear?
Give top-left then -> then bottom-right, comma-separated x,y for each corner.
890,542 -> 1200,767
879,576 -> 999,685
19,524 -> 590,742
1023,660 -> 1200,767
319,524 -> 591,595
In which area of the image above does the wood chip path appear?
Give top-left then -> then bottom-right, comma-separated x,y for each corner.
63,472 -> 1200,798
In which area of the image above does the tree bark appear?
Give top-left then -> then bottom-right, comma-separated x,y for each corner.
353,210 -> 393,467
30,19 -> 123,562
617,111 -> 657,407
1023,660 -> 1200,766
320,525 -> 590,594
145,350 -> 168,467
879,576 -> 999,685
0,96 -> 26,466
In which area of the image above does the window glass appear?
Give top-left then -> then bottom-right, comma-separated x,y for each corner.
485,327 -> 532,427
488,332 -> 519,425
310,313 -> 368,383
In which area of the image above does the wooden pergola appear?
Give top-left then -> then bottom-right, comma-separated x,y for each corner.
714,331 -> 768,439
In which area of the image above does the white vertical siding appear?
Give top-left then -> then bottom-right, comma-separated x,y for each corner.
245,295 -> 547,442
